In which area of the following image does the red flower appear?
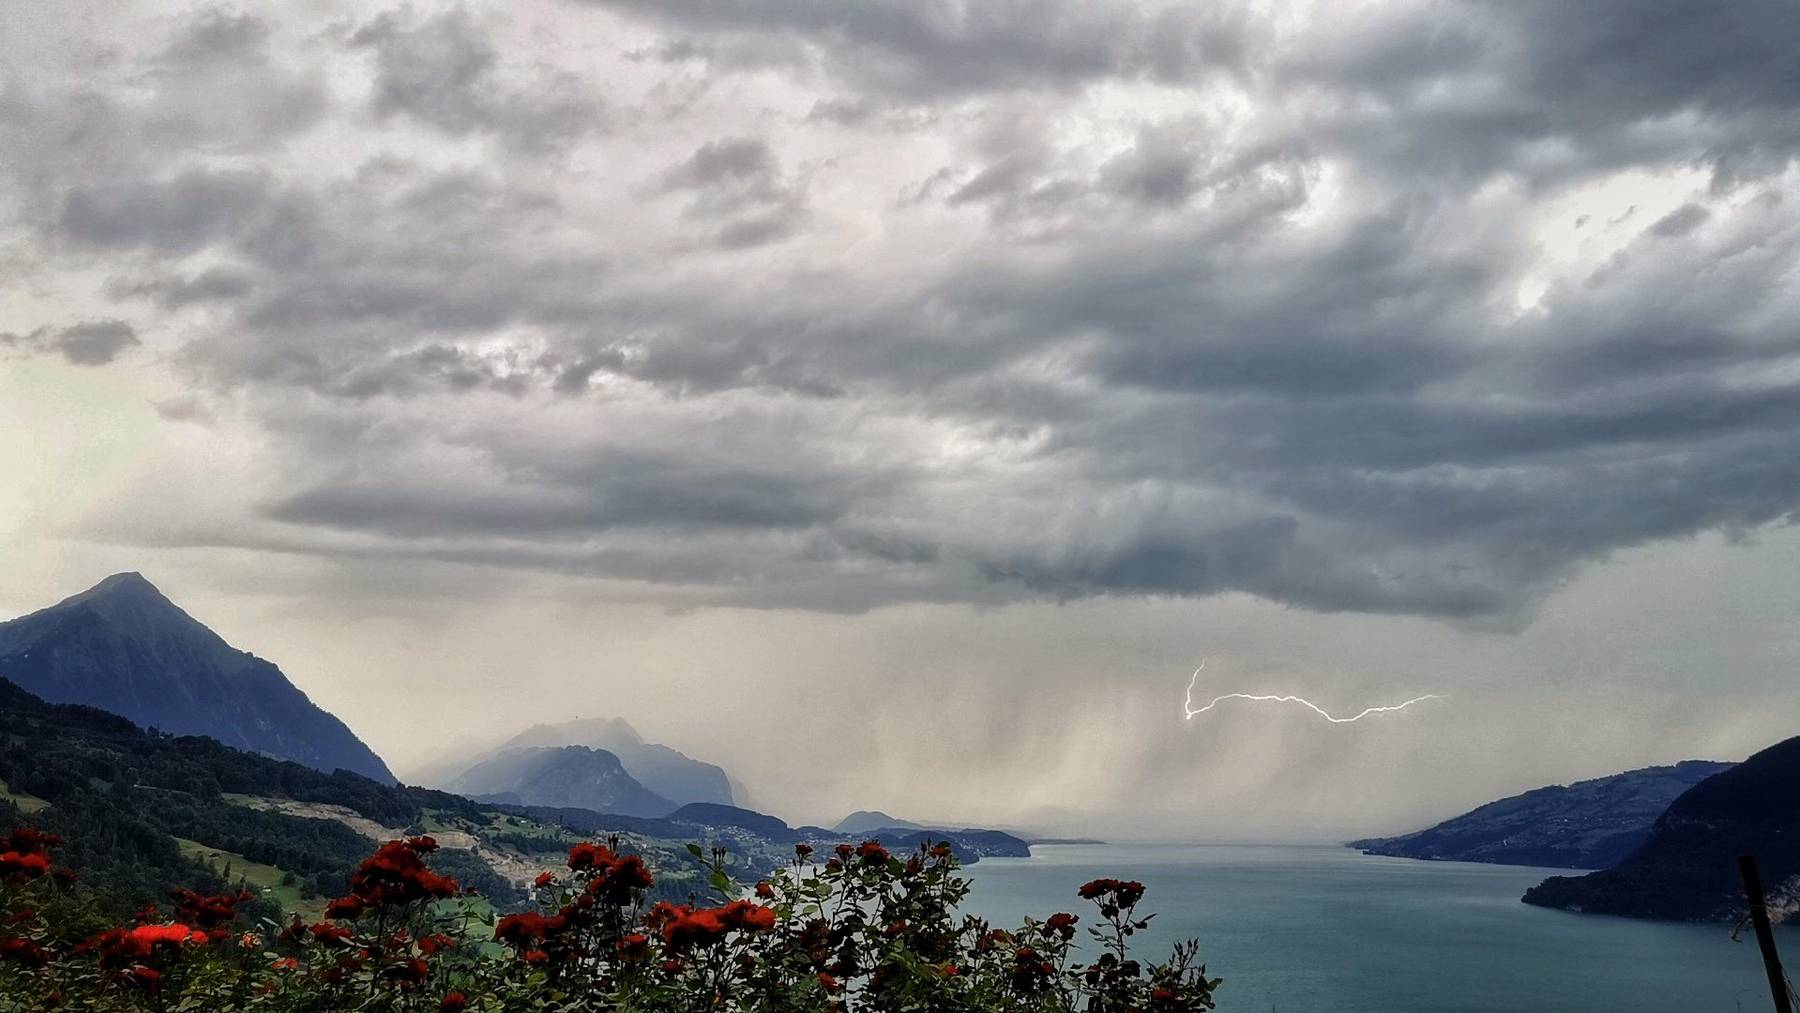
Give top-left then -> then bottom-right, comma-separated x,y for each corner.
615,933 -> 650,961
270,956 -> 299,972
385,956 -> 430,986
310,922 -> 354,948
344,841 -> 459,907
566,842 -> 615,871
521,948 -> 550,965
324,895 -> 365,919
1077,878 -> 1145,908
817,971 -> 841,992
170,888 -> 253,929
717,900 -> 777,933
645,902 -> 687,932
533,871 -> 556,889
754,880 -> 774,899
439,992 -> 469,1013
795,843 -> 814,859
661,907 -> 728,950
0,935 -> 49,967
493,912 -> 552,947
90,922 -> 204,967
4,828 -> 60,855
1010,946 -> 1055,990
856,840 -> 889,865
582,852 -> 654,904
1045,912 -> 1079,937
0,851 -> 49,880
419,933 -> 457,955
607,854 -> 654,892
120,965 -> 161,992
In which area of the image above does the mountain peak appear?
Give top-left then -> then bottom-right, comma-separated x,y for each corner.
70,571 -> 165,603
0,573 -> 396,784
45,572 -> 215,647
507,717 -> 644,751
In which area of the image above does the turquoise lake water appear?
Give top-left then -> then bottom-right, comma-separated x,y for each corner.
960,844 -> 1798,1012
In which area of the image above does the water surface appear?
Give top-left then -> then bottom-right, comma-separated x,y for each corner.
962,844 -> 1797,1012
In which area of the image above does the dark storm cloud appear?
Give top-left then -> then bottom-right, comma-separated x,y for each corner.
60,170 -> 282,253
1278,0 -> 1800,189
9,0 -> 1800,623
580,0 -> 1254,98
658,138 -> 809,247
1649,203 -> 1710,238
346,7 -> 605,152
1,320 -> 140,366
266,451 -> 853,537
107,268 -> 256,310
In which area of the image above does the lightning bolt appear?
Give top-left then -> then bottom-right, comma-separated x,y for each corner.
1183,660 -> 1442,723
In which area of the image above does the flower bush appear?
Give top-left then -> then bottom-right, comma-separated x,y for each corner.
0,823 -> 1221,1011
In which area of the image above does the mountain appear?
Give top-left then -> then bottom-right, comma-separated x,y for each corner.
835,810 -> 926,834
0,573 -> 394,784
668,802 -> 791,839
448,745 -> 676,818
0,676 -> 806,919
1523,736 -> 1800,922
1348,760 -> 1733,870
497,718 -> 734,807
416,717 -> 735,808
0,675 -> 521,917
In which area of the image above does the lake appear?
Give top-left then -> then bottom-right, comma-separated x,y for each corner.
960,844 -> 1798,1012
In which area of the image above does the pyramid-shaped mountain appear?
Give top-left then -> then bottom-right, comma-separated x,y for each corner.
0,572 -> 395,783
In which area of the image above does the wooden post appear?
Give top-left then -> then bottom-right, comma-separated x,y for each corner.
1739,855 -> 1794,1013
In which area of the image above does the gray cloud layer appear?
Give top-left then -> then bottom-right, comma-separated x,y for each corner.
2,320 -> 140,366
4,0 -> 1798,625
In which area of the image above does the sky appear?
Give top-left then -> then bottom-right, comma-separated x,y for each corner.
2,0 -> 1798,839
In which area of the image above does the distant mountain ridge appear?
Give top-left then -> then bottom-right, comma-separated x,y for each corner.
449,745 -> 675,818
416,717 -> 735,809
1349,760 -> 1733,870
498,718 -> 734,807
1523,735 -> 1800,922
834,810 -> 925,834
0,573 -> 394,783
826,811 -> 1032,859
505,801 -> 1032,863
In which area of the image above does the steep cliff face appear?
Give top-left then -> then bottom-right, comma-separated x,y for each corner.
1349,760 -> 1733,870
0,573 -> 395,784
1523,736 -> 1800,922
